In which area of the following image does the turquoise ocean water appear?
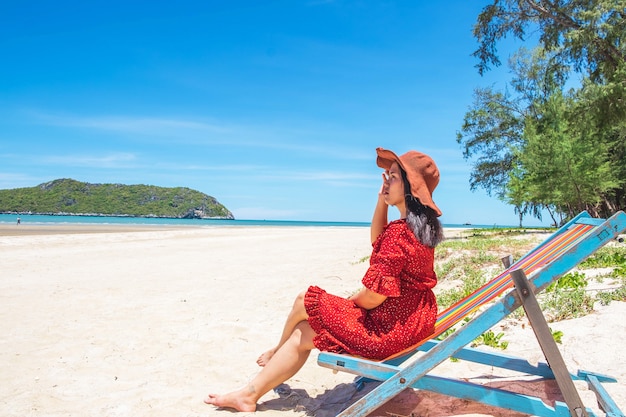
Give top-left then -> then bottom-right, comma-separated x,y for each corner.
0,213 -> 371,228
0,213 -> 493,229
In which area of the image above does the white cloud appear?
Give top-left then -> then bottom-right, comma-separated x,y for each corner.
29,111 -> 230,135
41,153 -> 138,168
0,173 -> 41,189
232,206 -> 299,220
23,109 -> 372,160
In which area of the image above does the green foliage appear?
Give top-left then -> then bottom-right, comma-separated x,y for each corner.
437,325 -> 509,356
472,0 -> 626,82
437,228 -> 540,253
436,230 -> 542,310
351,255 -> 371,265
541,271 -> 595,321
551,328 -> 564,344
581,246 -> 626,281
580,246 -> 626,269
596,283 -> 626,305
546,271 -> 588,293
541,287 -> 595,321
456,87 -> 523,200
0,178 -> 234,219
460,1 -> 626,223
436,327 -> 456,341
436,267 -> 486,311
472,330 -> 509,350
512,91 -> 619,218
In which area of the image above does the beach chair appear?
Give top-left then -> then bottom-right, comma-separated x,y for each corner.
318,210 -> 626,417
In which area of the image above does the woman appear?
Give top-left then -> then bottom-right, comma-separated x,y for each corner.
205,147 -> 444,412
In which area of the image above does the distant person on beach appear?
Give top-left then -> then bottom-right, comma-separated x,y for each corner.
17,217 -> 20,225
204,147 -> 445,412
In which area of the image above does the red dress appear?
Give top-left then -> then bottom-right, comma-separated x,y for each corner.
304,219 -> 438,360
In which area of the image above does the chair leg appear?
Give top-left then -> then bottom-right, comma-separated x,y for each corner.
512,269 -> 588,417
581,372 -> 625,417
501,254 -> 514,268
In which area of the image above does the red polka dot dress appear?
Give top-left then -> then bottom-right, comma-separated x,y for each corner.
304,219 -> 438,360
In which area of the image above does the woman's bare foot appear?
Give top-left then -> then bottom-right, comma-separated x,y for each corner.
204,387 -> 257,412
256,347 -> 277,367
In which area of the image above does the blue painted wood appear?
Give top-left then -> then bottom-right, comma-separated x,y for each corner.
577,217 -> 605,225
338,300 -> 519,416
416,374 -> 581,417
576,370 -> 618,385
418,340 -> 560,379
318,354 -> 595,417
319,211 -> 626,417
580,373 -> 625,417
529,213 -> 626,292
516,211 -> 590,261
419,343 -> 616,382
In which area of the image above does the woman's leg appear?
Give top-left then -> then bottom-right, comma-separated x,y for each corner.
205,320 -> 316,412
257,290 -> 309,366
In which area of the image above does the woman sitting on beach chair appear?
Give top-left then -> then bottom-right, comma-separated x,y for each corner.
204,147 -> 445,412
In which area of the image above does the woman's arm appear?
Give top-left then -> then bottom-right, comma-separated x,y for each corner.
370,173 -> 389,244
349,287 -> 387,310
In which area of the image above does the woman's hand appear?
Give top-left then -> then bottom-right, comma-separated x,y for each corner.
349,287 -> 387,310
371,171 -> 390,243
379,171 -> 389,199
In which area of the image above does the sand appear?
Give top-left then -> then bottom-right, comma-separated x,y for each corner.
0,223 -> 624,417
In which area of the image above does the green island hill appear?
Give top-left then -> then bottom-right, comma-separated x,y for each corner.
0,178 -> 234,219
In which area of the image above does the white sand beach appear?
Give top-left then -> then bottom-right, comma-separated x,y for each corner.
1,224 -> 624,417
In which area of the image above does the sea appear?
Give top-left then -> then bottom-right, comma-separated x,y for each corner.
0,213 -> 492,229
0,213 -> 370,228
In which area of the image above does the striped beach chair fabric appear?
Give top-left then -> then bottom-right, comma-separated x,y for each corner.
318,210 -> 626,417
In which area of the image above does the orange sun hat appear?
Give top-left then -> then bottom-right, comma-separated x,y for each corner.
376,147 -> 442,217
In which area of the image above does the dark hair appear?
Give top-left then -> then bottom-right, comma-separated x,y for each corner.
401,168 -> 444,247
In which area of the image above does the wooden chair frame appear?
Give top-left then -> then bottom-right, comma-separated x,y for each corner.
318,211 -> 626,417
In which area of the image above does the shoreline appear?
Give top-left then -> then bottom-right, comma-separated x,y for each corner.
1,213 -> 537,231
0,223 -> 197,236
0,222 -> 472,239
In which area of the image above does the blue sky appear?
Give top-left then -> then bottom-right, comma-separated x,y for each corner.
0,1 -> 546,226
